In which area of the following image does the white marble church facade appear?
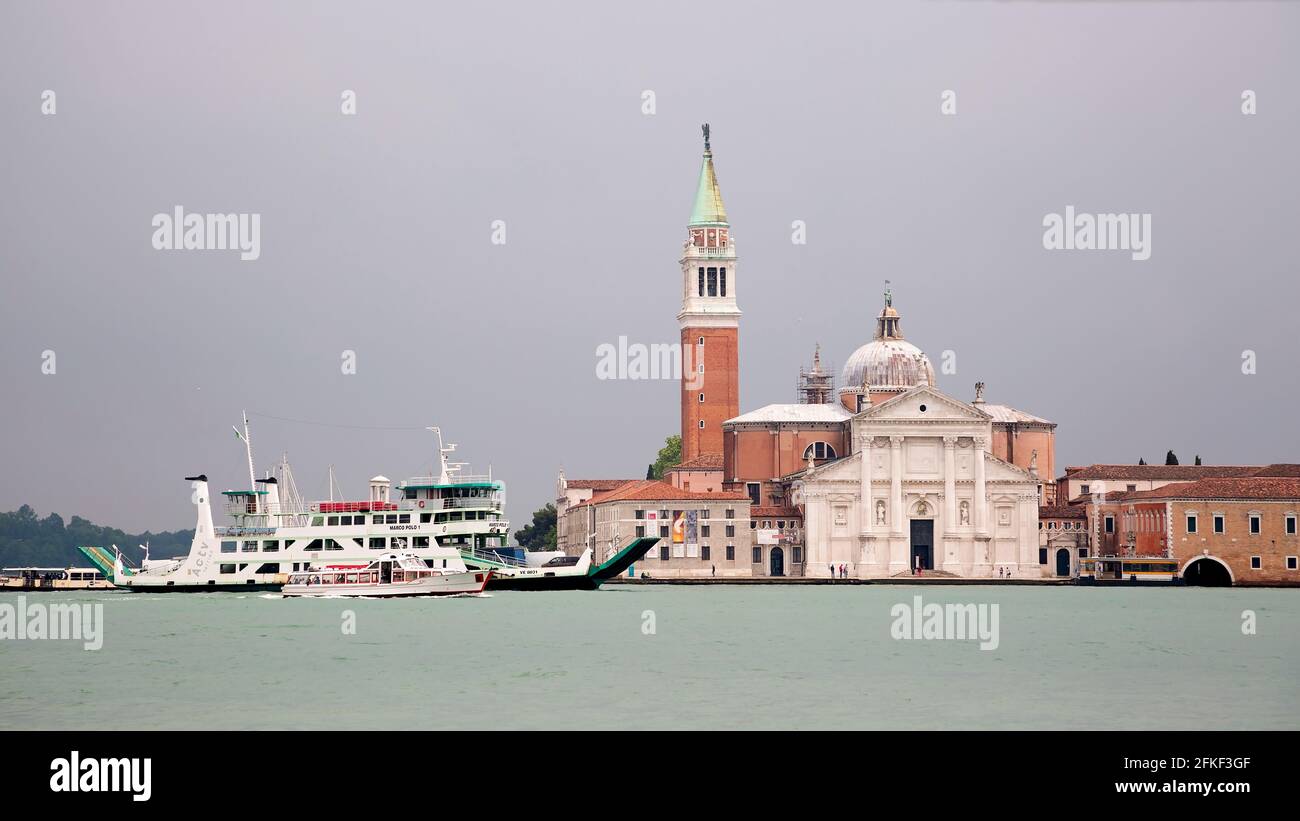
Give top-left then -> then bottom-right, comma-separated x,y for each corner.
794,385 -> 1043,579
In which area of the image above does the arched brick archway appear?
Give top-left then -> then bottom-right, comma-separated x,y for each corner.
1182,556 -> 1233,587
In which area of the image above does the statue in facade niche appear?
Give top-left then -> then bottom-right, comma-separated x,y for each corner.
875,499 -> 887,526
960,501 -> 970,526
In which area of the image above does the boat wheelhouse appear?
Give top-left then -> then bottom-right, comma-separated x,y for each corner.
78,418 -> 510,592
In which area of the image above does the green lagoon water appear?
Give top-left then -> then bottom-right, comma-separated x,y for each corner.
1,585 -> 1297,730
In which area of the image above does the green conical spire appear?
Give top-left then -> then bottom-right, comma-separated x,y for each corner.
689,123 -> 728,226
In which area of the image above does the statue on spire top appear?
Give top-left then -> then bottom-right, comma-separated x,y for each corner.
702,123 -> 711,152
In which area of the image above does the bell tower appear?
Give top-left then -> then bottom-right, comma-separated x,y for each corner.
678,124 -> 741,462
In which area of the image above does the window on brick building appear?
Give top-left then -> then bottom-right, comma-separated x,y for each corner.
725,508 -> 734,519
635,525 -> 645,538
803,442 -> 837,460
1251,556 -> 1262,569
746,483 -> 760,505
1186,514 -> 1197,534
1105,516 -> 1114,534
1250,514 -> 1261,535
726,545 -> 735,561
701,525 -> 711,538
1214,515 -> 1225,534
701,545 -> 710,561
751,546 -> 760,563
698,336 -> 704,346
1288,515 -> 1297,535
699,393 -> 705,402
726,524 -> 735,537
659,526 -> 669,538
1288,556 -> 1298,570
698,420 -> 705,429
1081,484 -> 1090,495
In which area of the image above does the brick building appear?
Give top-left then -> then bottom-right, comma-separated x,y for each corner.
1080,472 -> 1300,586
560,479 -> 752,578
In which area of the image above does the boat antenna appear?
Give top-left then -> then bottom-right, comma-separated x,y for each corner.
328,464 -> 342,502
139,542 -> 150,563
427,426 -> 459,484
233,410 -> 256,491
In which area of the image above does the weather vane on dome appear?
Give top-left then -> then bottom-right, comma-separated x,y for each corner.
702,123 -> 711,152
883,279 -> 892,307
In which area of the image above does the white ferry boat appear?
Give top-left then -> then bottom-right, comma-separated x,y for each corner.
282,553 -> 491,598
79,418 -> 510,592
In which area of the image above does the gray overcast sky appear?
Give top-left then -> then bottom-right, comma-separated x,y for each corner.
2,1 -> 1297,532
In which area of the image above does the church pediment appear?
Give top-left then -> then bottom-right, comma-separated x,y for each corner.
852,385 -> 991,424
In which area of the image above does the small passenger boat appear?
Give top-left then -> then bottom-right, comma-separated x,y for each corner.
282,553 -> 491,598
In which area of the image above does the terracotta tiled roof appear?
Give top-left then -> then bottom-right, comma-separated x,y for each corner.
1060,464 -> 1263,481
670,453 -> 724,470
1038,505 -> 1087,519
570,480 -> 749,509
1129,477 -> 1300,502
751,506 -> 802,518
564,479 -> 639,491
1254,464 -> 1300,478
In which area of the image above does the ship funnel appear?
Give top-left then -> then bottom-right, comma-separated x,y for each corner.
257,476 -> 281,517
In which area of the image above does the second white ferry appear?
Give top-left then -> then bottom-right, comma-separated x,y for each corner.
80,417 -> 511,592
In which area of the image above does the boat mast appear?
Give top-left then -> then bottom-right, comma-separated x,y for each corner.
428,426 -> 461,484
275,453 -> 306,517
233,410 -> 256,491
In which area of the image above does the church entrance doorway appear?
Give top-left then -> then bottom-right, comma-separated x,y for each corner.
769,546 -> 785,577
909,519 -> 934,571
1055,548 -> 1071,577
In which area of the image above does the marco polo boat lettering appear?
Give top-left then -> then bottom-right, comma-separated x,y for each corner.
151,206 -> 261,261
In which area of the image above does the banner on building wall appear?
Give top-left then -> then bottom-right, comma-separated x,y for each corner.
756,528 -> 779,545
672,511 -> 685,544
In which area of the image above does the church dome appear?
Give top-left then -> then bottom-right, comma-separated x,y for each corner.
839,288 -> 935,395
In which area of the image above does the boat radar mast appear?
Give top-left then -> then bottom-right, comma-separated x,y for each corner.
232,410 -> 256,491
426,426 -> 467,485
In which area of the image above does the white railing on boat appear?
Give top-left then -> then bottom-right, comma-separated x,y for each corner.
461,546 -> 527,568
399,474 -> 498,487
